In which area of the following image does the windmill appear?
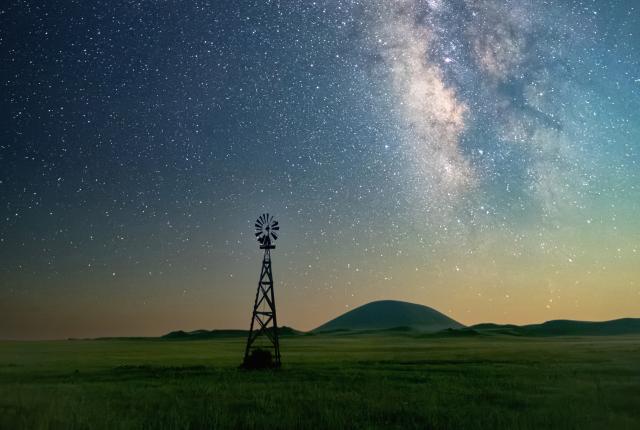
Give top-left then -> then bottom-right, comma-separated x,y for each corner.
242,213 -> 281,368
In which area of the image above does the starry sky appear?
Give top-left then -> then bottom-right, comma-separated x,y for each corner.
1,0 -> 639,339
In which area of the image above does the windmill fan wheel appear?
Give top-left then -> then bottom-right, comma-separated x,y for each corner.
254,213 -> 279,245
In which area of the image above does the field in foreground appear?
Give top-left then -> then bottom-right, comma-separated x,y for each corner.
0,334 -> 639,429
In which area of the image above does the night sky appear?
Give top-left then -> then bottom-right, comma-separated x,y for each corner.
1,0 -> 639,339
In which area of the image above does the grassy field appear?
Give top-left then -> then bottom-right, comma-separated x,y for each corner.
0,333 -> 639,429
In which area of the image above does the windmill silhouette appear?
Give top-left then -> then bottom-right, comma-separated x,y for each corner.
242,213 -> 281,368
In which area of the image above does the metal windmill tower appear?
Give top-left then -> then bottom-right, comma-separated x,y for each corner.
242,213 -> 281,369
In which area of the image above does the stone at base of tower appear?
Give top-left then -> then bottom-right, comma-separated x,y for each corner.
241,348 -> 280,370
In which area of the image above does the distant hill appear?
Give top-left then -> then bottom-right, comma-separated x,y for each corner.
158,318 -> 640,340
161,329 -> 246,340
160,326 -> 302,340
93,307 -> 639,341
471,318 -> 640,336
313,300 -> 464,332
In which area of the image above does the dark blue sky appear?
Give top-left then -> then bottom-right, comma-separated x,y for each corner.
1,0 -> 639,339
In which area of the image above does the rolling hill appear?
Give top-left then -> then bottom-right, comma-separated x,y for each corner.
313,300 -> 464,332
146,301 -> 640,340
471,318 -> 640,336
161,326 -> 302,340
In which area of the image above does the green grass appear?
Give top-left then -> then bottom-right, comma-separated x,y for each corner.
0,334 -> 639,429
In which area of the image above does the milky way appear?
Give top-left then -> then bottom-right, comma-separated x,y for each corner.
1,1 -> 639,338
372,1 -> 474,198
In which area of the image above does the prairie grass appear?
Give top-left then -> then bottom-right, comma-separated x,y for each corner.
0,334 -> 638,429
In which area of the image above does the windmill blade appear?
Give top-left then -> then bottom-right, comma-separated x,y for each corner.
271,232 -> 278,240
272,221 -> 279,227
254,222 -> 261,229
272,225 -> 279,231
255,231 -> 262,237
